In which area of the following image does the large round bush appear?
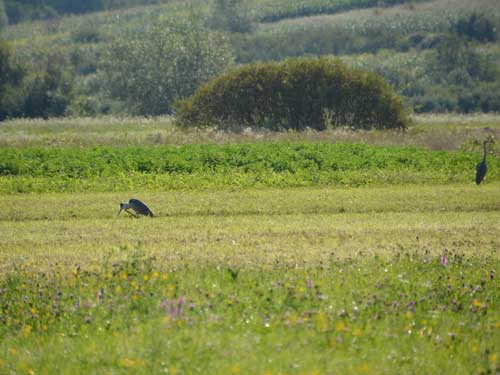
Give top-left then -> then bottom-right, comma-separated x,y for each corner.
176,57 -> 410,131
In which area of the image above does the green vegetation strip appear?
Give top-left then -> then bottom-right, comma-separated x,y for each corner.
0,143 -> 497,193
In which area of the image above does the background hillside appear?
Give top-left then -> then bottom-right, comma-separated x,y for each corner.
1,0 -> 500,119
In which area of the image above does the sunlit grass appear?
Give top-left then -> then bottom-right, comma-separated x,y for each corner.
1,114 -> 499,150
1,113 -> 499,373
1,184 -> 499,269
0,185 -> 499,374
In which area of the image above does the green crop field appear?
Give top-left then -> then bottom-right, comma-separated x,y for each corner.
0,115 -> 499,374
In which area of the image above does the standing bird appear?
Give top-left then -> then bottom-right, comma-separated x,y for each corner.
476,139 -> 493,185
118,198 -> 154,217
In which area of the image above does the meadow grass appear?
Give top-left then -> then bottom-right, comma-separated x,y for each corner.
1,115 -> 499,373
0,185 -> 499,374
1,185 -> 499,268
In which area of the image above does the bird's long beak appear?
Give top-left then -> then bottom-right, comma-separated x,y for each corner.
118,207 -> 123,216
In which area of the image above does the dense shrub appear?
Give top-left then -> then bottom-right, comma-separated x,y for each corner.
0,39 -> 25,120
176,57 -> 410,131
455,12 -> 499,42
1,43 -> 76,120
19,53 -> 75,118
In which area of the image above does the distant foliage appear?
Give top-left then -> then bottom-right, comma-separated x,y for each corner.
254,0 -> 427,22
0,42 -> 75,120
209,0 -> 253,33
0,39 -> 24,120
4,0 -> 165,23
455,12 -> 499,42
101,19 -> 234,115
177,57 -> 410,131
432,34 -> 496,80
20,53 -> 75,118
0,0 -> 7,31
233,26 -> 402,64
70,23 -> 102,44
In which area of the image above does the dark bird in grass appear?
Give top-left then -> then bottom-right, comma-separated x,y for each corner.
476,139 -> 494,185
118,198 -> 154,217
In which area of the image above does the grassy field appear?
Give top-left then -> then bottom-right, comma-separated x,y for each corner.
1,185 -> 500,374
1,115 -> 499,374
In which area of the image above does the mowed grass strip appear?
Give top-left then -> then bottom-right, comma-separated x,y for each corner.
1,185 -> 499,270
0,143 -> 498,193
0,184 -> 499,221
1,186 -> 499,374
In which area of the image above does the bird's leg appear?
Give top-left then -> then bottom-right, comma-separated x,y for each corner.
125,209 -> 138,218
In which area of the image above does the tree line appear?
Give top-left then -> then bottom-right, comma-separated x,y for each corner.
1,0 -> 166,24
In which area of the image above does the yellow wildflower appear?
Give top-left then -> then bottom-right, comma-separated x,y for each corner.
315,312 -> 328,332
119,357 -> 144,368
472,299 -> 482,308
335,321 -> 346,332
358,364 -> 370,373
22,325 -> 32,337
489,354 -> 498,364
353,327 -> 363,337
231,365 -> 241,374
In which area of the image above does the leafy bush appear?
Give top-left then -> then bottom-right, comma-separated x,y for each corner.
0,39 -> 25,120
100,19 -> 234,115
17,53 -> 75,118
455,12 -> 499,42
176,57 -> 410,131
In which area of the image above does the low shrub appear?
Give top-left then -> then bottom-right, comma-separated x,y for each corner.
176,57 -> 410,131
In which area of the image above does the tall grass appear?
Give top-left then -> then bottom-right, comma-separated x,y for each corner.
1,114 -> 499,150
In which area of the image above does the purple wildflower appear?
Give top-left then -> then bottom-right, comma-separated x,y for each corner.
440,255 -> 447,267
161,296 -> 186,319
